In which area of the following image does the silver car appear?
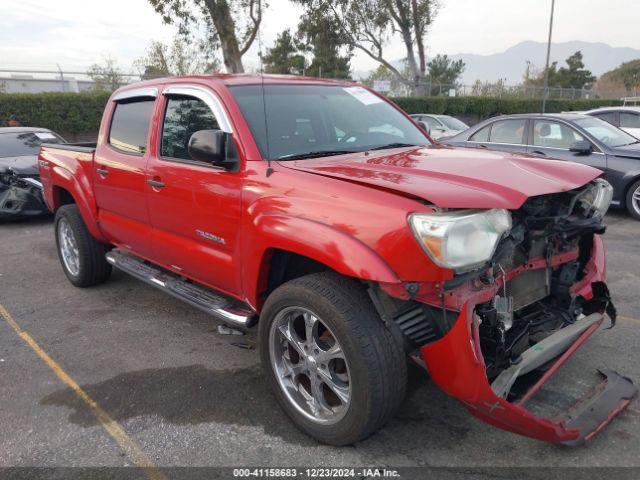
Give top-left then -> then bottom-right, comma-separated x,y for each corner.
410,114 -> 469,140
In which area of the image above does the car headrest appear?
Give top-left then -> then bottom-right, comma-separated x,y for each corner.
539,123 -> 551,137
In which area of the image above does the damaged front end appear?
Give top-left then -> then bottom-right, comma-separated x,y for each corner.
381,179 -> 637,444
0,167 -> 48,220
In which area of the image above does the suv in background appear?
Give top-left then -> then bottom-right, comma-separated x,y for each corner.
585,107 -> 640,139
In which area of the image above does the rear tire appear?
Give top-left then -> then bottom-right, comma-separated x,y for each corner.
54,204 -> 112,287
626,179 -> 640,221
259,272 -> 407,445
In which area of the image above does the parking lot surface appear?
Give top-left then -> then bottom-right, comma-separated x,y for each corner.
0,212 -> 639,471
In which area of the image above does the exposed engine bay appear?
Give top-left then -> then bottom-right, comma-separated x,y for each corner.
475,180 -> 616,383
0,167 -> 47,219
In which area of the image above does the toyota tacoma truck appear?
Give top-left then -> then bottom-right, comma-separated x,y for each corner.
38,75 -> 637,446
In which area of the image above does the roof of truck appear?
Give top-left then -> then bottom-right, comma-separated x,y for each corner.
114,74 -> 357,95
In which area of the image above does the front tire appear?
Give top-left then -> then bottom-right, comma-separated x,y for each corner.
626,179 -> 640,221
259,272 -> 407,445
54,204 -> 112,287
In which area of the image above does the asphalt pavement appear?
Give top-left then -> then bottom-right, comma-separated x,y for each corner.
0,211 -> 639,473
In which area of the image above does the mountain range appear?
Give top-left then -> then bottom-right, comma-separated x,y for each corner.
355,41 -> 640,85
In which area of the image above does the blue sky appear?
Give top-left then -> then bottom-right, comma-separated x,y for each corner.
1,0 -> 638,76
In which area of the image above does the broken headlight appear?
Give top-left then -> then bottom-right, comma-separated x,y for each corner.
409,209 -> 512,271
579,178 -> 613,219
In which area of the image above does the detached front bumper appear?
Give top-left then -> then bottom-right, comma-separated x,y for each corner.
0,178 -> 47,220
419,236 -> 637,444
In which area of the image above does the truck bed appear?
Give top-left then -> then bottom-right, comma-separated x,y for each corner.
41,142 -> 97,153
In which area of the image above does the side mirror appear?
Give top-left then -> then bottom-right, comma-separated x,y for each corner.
418,121 -> 431,134
188,129 -> 239,170
569,140 -> 593,155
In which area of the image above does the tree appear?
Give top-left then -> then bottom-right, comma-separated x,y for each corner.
134,34 -> 221,79
262,30 -> 307,75
525,51 -> 595,90
555,51 -> 596,89
297,5 -> 352,79
598,59 -> 640,92
148,0 -> 263,73
427,54 -> 465,93
87,57 -> 124,92
294,0 -> 438,92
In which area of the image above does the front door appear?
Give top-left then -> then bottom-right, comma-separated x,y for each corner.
146,88 -> 243,296
93,95 -> 156,257
526,119 -> 607,171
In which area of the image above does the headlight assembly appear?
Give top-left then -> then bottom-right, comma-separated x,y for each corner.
409,209 -> 512,271
579,178 -> 613,219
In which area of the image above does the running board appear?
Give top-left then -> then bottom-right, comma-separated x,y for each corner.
105,250 -> 257,328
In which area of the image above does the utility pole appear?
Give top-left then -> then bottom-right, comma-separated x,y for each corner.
541,0 -> 556,113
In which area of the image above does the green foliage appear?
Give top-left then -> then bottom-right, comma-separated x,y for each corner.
87,56 -> 124,92
297,4 -> 352,79
602,59 -> 640,91
262,30 -> 307,75
526,51 -> 596,90
390,96 -> 623,119
427,55 -> 465,86
0,91 -> 111,134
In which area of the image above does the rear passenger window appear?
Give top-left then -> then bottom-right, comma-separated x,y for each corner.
620,112 -> 640,128
161,96 -> 220,161
488,119 -> 526,144
470,125 -> 490,142
109,100 -> 155,155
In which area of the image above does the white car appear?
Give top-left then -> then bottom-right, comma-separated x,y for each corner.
585,107 -> 640,139
409,114 -> 469,140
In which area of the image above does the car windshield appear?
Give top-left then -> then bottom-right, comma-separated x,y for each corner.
229,84 -> 430,160
436,116 -> 468,130
574,117 -> 639,148
0,131 -> 63,158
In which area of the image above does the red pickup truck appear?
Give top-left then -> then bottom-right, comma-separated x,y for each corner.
38,75 -> 636,446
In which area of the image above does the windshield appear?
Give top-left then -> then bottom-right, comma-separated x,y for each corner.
0,131 -> 64,158
574,117 -> 639,148
229,84 -> 430,160
436,115 -> 468,131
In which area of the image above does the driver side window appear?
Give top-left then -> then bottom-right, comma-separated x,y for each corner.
161,96 -> 220,161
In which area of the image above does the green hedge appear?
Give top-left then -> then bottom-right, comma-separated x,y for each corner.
390,96 -> 623,118
0,91 -> 111,134
0,91 -> 625,135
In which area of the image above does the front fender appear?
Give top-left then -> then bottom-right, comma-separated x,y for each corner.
243,214 -> 401,309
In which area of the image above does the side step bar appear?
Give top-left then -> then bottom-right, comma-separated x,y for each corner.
106,250 -> 257,328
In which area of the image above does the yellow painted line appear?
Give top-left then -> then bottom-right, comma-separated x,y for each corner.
619,315 -> 640,325
0,304 -> 166,480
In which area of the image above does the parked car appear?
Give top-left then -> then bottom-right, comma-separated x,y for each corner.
443,113 -> 640,219
0,127 -> 65,220
38,76 -> 635,446
409,114 -> 469,139
585,107 -> 640,139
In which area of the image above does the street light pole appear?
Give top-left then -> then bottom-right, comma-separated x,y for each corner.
541,0 -> 556,113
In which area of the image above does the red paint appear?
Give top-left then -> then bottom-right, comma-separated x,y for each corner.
37,75 -> 621,442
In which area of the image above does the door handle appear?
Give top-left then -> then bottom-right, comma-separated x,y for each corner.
96,167 -> 109,176
147,178 -> 165,188
478,144 -> 488,149
531,150 -> 547,156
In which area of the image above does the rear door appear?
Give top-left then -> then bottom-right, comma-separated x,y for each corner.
145,85 -> 243,296
93,90 -> 157,256
526,118 -> 607,171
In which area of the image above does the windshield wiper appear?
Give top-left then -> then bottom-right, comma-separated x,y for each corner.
277,150 -> 355,160
368,142 -> 420,151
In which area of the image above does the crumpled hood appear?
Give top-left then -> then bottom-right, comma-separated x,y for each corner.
0,156 -> 39,176
281,145 -> 602,209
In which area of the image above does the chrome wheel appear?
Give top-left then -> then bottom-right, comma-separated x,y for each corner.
632,185 -> 640,216
269,306 -> 351,424
58,218 -> 80,276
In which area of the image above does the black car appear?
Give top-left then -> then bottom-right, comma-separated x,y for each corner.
442,113 -> 640,220
0,127 -> 65,220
